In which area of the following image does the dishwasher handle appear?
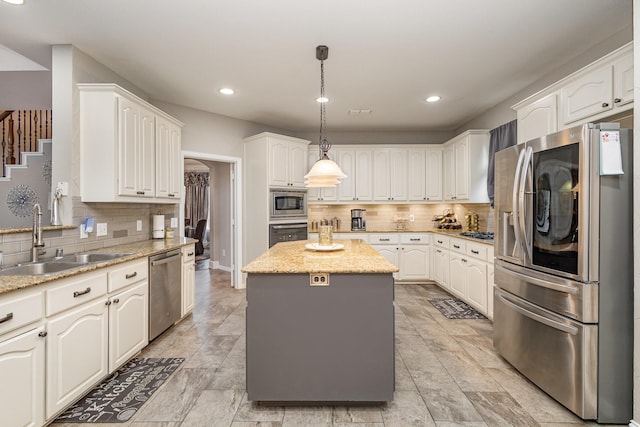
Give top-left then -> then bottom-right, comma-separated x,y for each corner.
150,253 -> 181,267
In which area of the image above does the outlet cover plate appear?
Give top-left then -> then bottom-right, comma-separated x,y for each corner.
170,217 -> 178,228
136,220 -> 143,231
96,223 -> 108,236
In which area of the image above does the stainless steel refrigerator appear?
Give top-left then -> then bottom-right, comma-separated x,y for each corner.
493,123 -> 633,423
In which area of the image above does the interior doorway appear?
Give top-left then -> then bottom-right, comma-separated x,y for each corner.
181,151 -> 243,289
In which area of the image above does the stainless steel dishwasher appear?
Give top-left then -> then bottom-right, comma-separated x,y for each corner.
148,249 -> 182,341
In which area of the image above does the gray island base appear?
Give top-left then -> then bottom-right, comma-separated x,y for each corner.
243,240 -> 397,403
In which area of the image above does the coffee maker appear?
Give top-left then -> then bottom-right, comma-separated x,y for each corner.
351,209 -> 366,231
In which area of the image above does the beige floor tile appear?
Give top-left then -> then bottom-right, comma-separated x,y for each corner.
465,391 -> 539,426
180,389 -> 242,427
332,405 -> 384,423
233,392 -> 285,423
419,386 -> 484,422
434,349 -> 503,392
282,406 -> 332,426
381,390 -> 436,426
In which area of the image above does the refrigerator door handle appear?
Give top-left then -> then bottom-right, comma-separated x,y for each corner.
518,146 -> 533,261
495,262 -> 579,295
497,292 -> 578,335
511,148 -> 526,258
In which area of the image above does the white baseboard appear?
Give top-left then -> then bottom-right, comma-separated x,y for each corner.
209,259 -> 233,272
629,420 -> 639,427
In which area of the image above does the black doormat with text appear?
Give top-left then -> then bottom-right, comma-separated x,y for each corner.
428,297 -> 486,319
54,357 -> 184,423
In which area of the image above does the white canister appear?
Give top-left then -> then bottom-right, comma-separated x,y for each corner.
152,214 -> 165,239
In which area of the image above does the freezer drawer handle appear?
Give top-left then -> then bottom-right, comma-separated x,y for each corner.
73,287 -> 91,298
496,263 -> 578,295
0,312 -> 13,324
497,293 -> 578,335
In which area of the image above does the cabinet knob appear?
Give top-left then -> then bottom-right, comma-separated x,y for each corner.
105,300 -> 112,306
38,331 -> 48,338
462,258 -> 468,263
614,98 -> 622,103
113,298 -> 120,304
601,102 -> 609,108
453,244 -> 460,249
471,249 -> 479,254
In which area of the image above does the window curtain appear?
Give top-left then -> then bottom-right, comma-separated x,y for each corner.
487,120 -> 517,207
184,172 -> 209,232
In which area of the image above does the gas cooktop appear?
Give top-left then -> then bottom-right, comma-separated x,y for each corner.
459,231 -> 494,241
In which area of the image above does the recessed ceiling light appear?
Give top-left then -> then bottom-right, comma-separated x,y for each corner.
219,88 -> 234,95
426,95 -> 441,103
2,0 -> 25,4
316,96 -> 329,103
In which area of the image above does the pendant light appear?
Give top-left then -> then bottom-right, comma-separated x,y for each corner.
305,45 -> 347,187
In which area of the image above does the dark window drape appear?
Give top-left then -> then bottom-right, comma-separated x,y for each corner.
184,172 -> 210,234
487,120 -> 517,207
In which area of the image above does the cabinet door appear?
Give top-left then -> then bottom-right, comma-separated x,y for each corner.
561,66 -> 613,125
443,145 -> 455,200
372,245 -> 399,279
117,97 -> 141,196
46,298 -> 109,419
0,327 -> 45,427
407,148 -> 426,201
337,150 -> 356,201
454,138 -> 469,200
155,116 -> 172,198
466,259 -> 487,315
372,149 -> 391,201
613,54 -> 634,107
425,148 -> 442,201
399,246 -> 429,281
389,149 -> 407,201
182,259 -> 195,316
355,150 -> 373,201
449,255 -> 466,299
433,248 -> 450,289
109,282 -> 148,372
517,93 -> 558,144
139,106 -> 156,197
289,142 -> 308,187
168,124 -> 182,197
268,139 -> 290,187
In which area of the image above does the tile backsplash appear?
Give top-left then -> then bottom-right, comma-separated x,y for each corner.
0,196 -> 178,267
308,203 -> 493,232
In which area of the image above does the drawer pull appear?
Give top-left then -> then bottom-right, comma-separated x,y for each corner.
105,300 -> 112,306
453,244 -> 460,249
410,238 -> 421,241
168,193 -> 175,197
471,249 -> 479,255
437,240 -> 443,244
73,287 -> 91,298
125,272 -> 138,279
379,238 -> 390,242
436,249 -> 442,253
38,331 -> 47,338
136,191 -> 145,195
0,312 -> 13,324
601,102 -> 609,108
462,258 -> 468,263
187,252 -> 194,256
614,98 -> 622,103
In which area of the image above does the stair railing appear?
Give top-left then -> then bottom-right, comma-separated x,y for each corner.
1,110 -> 52,178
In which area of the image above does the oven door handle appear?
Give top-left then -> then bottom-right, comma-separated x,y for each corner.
271,224 -> 308,230
497,292 -> 578,335
496,262 -> 578,295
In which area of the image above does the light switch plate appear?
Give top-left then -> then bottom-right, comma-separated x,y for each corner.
96,223 -> 108,236
136,220 -> 143,231
170,217 -> 178,228
80,224 -> 88,239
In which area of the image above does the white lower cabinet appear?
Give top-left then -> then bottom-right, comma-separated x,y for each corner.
446,238 -> 489,315
370,233 -> 430,282
46,297 -> 109,418
0,326 -> 45,427
399,246 -> 430,281
182,244 -> 196,317
108,281 -> 148,372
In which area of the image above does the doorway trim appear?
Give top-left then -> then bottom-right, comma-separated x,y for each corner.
182,150 -> 243,289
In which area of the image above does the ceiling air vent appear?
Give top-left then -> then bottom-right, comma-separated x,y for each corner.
348,109 -> 372,116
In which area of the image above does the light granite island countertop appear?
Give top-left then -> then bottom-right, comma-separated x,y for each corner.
242,239 -> 397,403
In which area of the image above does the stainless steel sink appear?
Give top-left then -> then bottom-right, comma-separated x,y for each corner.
0,261 -> 85,276
56,253 -> 132,264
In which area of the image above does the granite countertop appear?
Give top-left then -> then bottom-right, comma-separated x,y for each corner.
242,239 -> 399,274
309,228 -> 494,245
0,237 -> 197,295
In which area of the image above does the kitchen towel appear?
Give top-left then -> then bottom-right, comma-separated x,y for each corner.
54,357 -> 184,423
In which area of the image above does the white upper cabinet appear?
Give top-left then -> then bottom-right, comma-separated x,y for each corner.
372,148 -> 407,201
516,93 -> 558,144
409,147 -> 442,202
265,136 -> 309,188
514,42 -> 632,138
442,130 -> 489,203
79,83 -> 183,203
425,147 -> 443,201
336,148 -> 372,202
155,116 -> 182,200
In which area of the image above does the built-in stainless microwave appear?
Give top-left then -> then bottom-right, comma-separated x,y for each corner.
270,189 -> 307,220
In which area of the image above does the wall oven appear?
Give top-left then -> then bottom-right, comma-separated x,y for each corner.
270,189 -> 307,220
269,223 -> 308,247
493,123 -> 633,423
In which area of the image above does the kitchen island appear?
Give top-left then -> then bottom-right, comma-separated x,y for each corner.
242,239 -> 398,402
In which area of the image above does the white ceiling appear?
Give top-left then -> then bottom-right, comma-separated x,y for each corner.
0,0 -> 632,132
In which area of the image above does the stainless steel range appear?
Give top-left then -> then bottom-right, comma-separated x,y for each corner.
493,123 -> 633,423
